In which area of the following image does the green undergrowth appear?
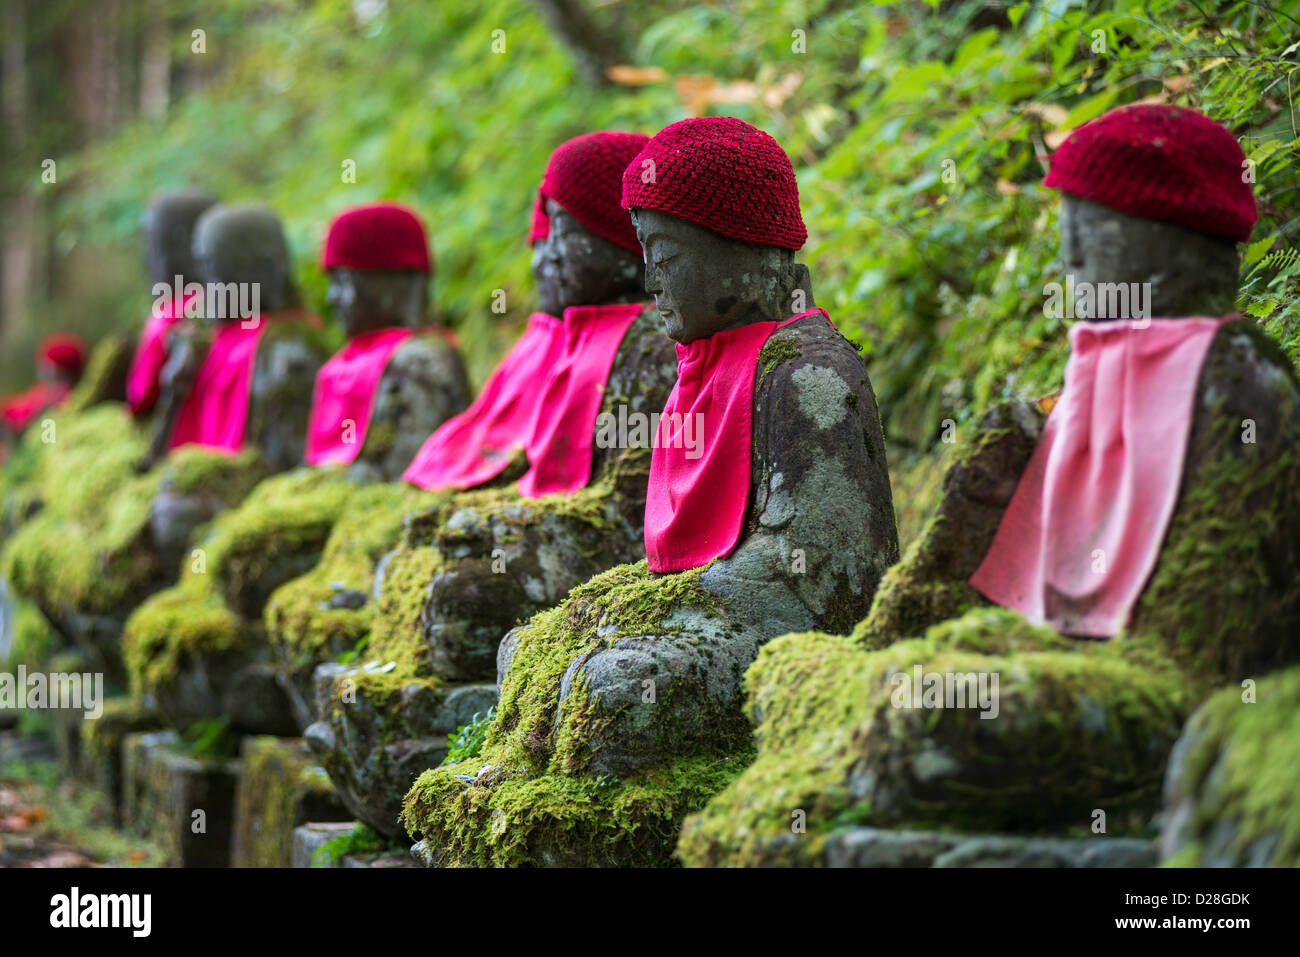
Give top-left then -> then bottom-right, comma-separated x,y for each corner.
311,822 -> 388,868
677,607 -> 1196,867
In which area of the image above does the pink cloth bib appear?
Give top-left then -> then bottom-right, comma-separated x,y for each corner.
303,327 -> 416,467
168,311 -> 310,455
517,303 -> 645,498
403,313 -> 566,491
645,308 -> 831,573
127,292 -> 196,415
969,316 -> 1231,638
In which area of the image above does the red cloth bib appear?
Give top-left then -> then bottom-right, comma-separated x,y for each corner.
403,313 -> 566,491
127,292 -> 196,415
303,327 -> 417,467
2,382 -> 69,434
517,303 -> 645,498
168,311 -> 311,455
645,308 -> 831,573
969,316 -> 1231,638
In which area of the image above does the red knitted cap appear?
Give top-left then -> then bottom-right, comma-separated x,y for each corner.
621,116 -> 807,250
529,131 -> 649,254
1044,104 -> 1257,244
38,333 -> 88,374
322,203 -> 433,272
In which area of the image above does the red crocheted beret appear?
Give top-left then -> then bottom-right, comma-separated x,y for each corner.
321,203 -> 432,272
38,333 -> 88,374
1044,103 -> 1257,244
529,131 -> 650,254
621,116 -> 807,250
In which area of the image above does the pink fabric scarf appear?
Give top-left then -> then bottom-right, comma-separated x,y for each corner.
645,308 -> 831,573
303,326 -> 416,467
969,316 -> 1231,638
127,292 -> 196,415
168,311 -> 307,455
403,312 -> 566,490
517,302 -> 645,498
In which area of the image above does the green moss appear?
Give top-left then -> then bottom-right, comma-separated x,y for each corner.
758,336 -> 802,384
200,466 -> 355,609
62,334 -> 133,414
403,751 -> 753,867
1,598 -> 59,671
312,822 -> 386,867
399,561 -> 736,865
263,482 -> 441,667
678,607 -> 1195,867
1163,666 -> 1300,867
1,417 -> 266,618
1126,413 -> 1300,684
83,697 -> 161,765
855,426 -> 1016,645
121,571 -> 246,698
232,735 -> 339,868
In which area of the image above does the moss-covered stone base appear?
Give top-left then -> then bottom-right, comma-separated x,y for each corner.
2,413 -> 267,680
1161,665 -> 1300,867
398,562 -> 757,865
121,730 -> 238,867
230,735 -> 349,867
678,607 -> 1196,868
81,696 -> 164,823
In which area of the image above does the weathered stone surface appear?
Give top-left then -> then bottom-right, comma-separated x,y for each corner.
311,308 -> 677,836
305,660 -> 497,839
291,821 -> 353,868
822,827 -> 1156,868
858,401 -> 1041,644
345,334 -> 470,483
931,834 -> 1157,868
1161,665 -> 1300,867
231,736 -> 349,867
401,311 -> 899,866
677,607 -> 1193,867
80,696 -> 163,824
121,730 -> 238,867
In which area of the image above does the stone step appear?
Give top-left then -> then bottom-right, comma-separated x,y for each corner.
121,730 -> 238,867
824,827 -> 1157,868
230,736 -> 350,867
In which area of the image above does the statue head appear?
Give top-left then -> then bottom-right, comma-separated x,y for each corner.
321,204 -> 432,338
527,131 -> 649,317
1045,104 -> 1257,320
142,188 -> 218,285
192,203 -> 297,319
622,116 -> 812,343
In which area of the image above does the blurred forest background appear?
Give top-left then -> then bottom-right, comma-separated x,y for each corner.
2,0 -> 1297,476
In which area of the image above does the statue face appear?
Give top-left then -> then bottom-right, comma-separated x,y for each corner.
326,268 -> 426,338
1059,194 -> 1239,321
531,199 -> 643,317
633,208 -> 796,344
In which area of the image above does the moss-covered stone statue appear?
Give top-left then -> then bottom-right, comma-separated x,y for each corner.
400,116 -> 899,866
288,130 -> 683,837
0,203 -> 334,680
679,104 -> 1300,867
121,204 -> 471,734
127,188 -> 220,418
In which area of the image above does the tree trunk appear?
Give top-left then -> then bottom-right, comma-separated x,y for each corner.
527,0 -> 624,88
